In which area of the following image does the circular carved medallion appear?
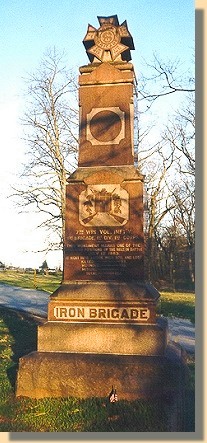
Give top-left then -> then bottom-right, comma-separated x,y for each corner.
94,26 -> 120,50
89,110 -> 122,143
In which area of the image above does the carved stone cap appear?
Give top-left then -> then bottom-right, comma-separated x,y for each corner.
83,15 -> 135,63
79,61 -> 134,86
79,61 -> 134,74
67,166 -> 145,184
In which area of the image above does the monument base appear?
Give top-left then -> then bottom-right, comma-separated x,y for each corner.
16,323 -> 188,431
16,342 -> 188,430
16,341 -> 187,399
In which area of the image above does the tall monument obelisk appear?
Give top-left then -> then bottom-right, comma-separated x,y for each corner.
46,15 -> 164,355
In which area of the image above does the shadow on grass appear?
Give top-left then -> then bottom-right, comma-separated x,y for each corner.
0,307 -> 41,389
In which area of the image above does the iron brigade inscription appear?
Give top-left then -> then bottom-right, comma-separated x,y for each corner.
50,304 -> 151,322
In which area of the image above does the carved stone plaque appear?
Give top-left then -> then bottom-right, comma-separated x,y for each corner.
48,301 -> 155,324
63,171 -> 144,282
79,184 -> 129,226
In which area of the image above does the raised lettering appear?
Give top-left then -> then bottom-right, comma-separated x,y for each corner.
51,305 -> 151,323
77,307 -> 85,318
89,308 -> 97,318
130,309 -> 138,319
59,307 -> 67,318
68,308 -> 76,317
140,308 -> 149,319
120,309 -> 129,319
111,308 -> 119,318
107,309 -> 111,318
98,309 -> 106,318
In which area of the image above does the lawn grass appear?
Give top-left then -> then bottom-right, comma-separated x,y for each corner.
0,270 -> 61,293
159,291 -> 195,323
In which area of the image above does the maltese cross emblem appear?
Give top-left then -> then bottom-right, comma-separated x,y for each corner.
83,15 -> 134,63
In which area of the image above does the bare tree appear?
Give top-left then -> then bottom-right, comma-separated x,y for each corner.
136,56 -> 195,286
163,91 -> 195,283
136,53 -> 195,111
142,144 -> 177,281
13,48 -> 79,250
162,93 -> 195,176
171,179 -> 195,285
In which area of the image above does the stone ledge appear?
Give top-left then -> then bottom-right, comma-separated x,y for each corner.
67,165 -> 144,183
50,281 -> 160,301
38,317 -> 168,355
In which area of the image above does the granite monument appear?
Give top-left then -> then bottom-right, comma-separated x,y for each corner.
16,18 -> 187,430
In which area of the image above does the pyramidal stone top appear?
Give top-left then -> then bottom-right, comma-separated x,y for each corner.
83,15 -> 135,63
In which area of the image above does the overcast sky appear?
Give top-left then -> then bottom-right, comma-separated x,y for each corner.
0,0 -> 194,269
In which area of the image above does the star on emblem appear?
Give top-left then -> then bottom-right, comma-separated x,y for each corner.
83,15 -> 135,63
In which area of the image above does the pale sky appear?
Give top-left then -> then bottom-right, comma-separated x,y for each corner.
0,0 -> 194,269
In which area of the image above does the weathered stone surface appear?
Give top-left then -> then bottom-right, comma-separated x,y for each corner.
38,318 -> 168,355
63,167 -> 145,283
78,62 -> 134,167
48,281 -> 160,325
68,165 -> 144,182
50,281 -> 160,301
16,342 -> 187,403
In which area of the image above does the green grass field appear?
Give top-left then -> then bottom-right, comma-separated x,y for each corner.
158,291 -> 195,323
0,270 -> 61,293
